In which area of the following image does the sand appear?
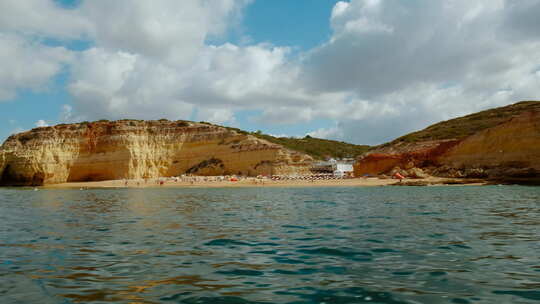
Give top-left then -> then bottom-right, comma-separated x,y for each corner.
43,177 -> 486,189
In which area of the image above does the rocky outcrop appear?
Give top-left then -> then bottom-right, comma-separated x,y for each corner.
354,140 -> 460,177
0,120 -> 313,186
354,102 -> 540,184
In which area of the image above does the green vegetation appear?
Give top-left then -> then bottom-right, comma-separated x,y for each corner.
221,126 -> 249,135
387,101 -> 540,145
251,133 -> 370,160
206,123 -> 369,159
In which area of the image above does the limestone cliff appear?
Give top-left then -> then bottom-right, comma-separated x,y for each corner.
438,111 -> 540,182
0,120 -> 312,186
354,101 -> 540,183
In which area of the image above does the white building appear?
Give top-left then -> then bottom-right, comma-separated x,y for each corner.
311,158 -> 354,178
334,162 -> 354,178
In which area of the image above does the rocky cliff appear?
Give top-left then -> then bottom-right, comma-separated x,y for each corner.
354,101 -> 540,183
438,111 -> 540,183
0,120 -> 313,186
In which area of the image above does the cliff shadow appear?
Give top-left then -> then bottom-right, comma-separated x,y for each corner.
0,164 -> 44,186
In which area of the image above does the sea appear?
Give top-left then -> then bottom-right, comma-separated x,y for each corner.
0,186 -> 539,304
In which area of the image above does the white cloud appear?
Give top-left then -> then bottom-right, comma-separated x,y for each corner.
35,120 -> 48,127
197,107 -> 236,125
79,0 -> 250,63
307,125 -> 344,140
268,133 -> 295,138
298,0 -> 540,144
67,42 -> 301,121
0,34 -> 72,101
0,0 -> 90,39
59,1 -> 304,122
0,0 -> 250,103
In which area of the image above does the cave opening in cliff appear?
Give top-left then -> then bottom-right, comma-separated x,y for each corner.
0,164 -> 14,185
0,165 -> 37,186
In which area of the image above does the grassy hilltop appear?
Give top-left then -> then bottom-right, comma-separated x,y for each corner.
204,124 -> 369,160
252,133 -> 370,160
386,101 -> 540,145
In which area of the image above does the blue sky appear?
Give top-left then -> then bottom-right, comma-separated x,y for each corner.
1,1 -> 539,144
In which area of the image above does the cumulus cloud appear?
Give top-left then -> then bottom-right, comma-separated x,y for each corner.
0,0 -> 251,104
63,1 -> 301,122
0,0 -> 90,39
35,120 -> 48,127
0,34 -> 72,101
0,1 -> 78,102
79,0 -> 250,63
307,125 -> 344,140
299,0 -> 540,144
67,43 -> 298,121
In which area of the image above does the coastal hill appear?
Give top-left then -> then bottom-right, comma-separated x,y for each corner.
204,123 -> 370,160
387,101 -> 540,144
252,134 -> 369,160
355,101 -> 540,183
0,120 -> 314,186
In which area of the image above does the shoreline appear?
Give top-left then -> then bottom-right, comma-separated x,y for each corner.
40,177 -> 488,189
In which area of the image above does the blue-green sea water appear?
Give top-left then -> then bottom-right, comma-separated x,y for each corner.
0,186 -> 539,304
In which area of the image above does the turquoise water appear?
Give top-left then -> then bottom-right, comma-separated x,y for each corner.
0,186 -> 539,304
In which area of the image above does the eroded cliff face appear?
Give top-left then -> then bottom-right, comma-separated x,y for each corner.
353,140 -> 460,177
0,120 -> 313,186
438,111 -> 540,181
0,152 -> 5,181
354,110 -> 540,182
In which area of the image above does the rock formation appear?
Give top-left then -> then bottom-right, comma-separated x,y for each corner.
353,140 -> 460,177
354,101 -> 540,184
0,120 -> 313,186
438,111 -> 540,183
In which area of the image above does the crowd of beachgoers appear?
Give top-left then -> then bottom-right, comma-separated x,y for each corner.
120,173 -> 355,187
43,173 -> 486,189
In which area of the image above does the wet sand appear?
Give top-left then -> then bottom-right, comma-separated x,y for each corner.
43,177 -> 486,189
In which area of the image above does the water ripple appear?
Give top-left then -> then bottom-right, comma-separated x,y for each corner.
0,186 -> 539,303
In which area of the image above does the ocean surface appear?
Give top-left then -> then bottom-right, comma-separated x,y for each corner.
0,186 -> 539,304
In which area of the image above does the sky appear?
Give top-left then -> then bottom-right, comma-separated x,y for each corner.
1,0 -> 539,145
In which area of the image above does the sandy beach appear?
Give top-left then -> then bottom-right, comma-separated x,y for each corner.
43,176 -> 487,189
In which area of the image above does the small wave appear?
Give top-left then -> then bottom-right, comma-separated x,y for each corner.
298,247 -> 372,258
177,296 -> 267,304
216,269 -> 264,276
493,290 -> 540,301
204,239 -> 251,246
